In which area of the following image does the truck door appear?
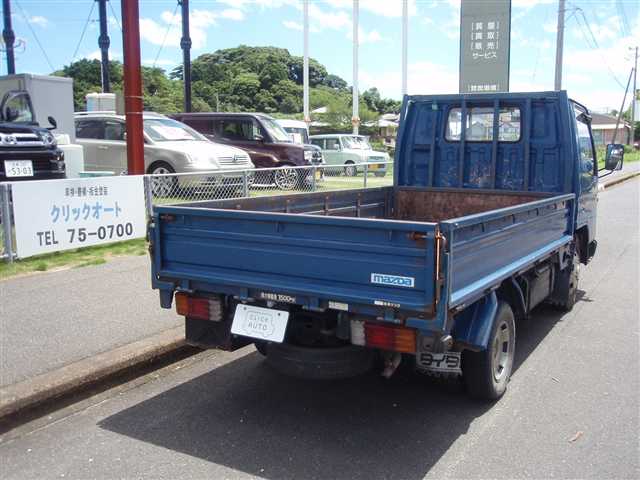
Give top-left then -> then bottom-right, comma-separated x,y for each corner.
572,102 -> 598,243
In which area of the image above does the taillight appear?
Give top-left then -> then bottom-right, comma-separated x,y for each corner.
175,292 -> 221,321
362,322 -> 416,354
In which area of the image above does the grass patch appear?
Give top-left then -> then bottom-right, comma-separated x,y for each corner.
0,238 -> 147,280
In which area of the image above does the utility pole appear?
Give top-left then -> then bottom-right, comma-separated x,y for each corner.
2,0 -> 15,74
352,0 -> 359,135
401,0 -> 408,97
121,0 -> 144,175
179,0 -> 192,112
611,68 -> 633,145
303,0 -> 309,124
631,46 -> 638,146
97,0 -> 110,93
554,0 -> 565,91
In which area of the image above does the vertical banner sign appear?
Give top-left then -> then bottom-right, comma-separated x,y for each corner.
11,176 -> 147,258
460,0 -> 511,94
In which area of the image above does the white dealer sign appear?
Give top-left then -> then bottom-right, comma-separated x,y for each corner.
12,176 -> 147,258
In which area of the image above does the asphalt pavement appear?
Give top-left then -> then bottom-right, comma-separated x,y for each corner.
0,177 -> 637,479
0,256 -> 182,387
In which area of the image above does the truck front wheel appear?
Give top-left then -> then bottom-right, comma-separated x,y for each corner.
463,301 -> 516,400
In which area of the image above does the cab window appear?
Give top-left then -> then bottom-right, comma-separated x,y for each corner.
573,104 -> 596,184
446,107 -> 521,142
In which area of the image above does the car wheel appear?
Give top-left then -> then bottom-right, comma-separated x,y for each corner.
274,166 -> 298,190
462,301 -> 516,400
549,247 -> 580,312
374,171 -> 386,177
344,161 -> 357,177
148,162 -> 177,198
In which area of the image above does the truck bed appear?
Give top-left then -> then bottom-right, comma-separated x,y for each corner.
150,187 -> 574,333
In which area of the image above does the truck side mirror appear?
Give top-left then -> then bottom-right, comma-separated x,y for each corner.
47,116 -> 58,130
604,143 -> 624,171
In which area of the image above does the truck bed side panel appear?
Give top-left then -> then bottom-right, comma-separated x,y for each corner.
441,194 -> 575,308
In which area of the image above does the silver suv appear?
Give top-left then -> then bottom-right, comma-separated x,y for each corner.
74,112 -> 254,194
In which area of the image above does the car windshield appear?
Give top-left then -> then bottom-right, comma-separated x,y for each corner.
144,118 -> 204,142
283,127 -> 309,145
261,117 -> 291,143
342,136 -> 372,150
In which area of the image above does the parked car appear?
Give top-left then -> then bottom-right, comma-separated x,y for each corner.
172,112 -> 322,190
310,134 -> 389,177
276,118 -> 324,165
1,90 -> 65,182
74,112 -> 254,196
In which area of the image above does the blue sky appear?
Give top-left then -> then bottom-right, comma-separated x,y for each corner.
3,0 -> 639,112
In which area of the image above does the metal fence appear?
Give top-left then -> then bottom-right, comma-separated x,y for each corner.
0,161 -> 393,262
145,161 -> 394,209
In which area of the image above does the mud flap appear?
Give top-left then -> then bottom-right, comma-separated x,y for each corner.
185,316 -> 252,351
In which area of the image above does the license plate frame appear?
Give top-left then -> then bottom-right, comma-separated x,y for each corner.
5,160 -> 34,178
416,351 -> 462,374
231,304 -> 289,343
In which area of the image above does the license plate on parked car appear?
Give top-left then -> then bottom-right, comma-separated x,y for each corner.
231,304 -> 289,343
4,160 -> 34,177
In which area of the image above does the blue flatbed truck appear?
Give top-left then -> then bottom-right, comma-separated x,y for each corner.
149,91 -> 623,399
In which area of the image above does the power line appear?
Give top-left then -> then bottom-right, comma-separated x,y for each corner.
570,7 -> 627,90
14,0 -> 55,71
108,0 -> 122,32
71,1 -> 96,62
152,1 -> 179,69
616,0 -> 631,38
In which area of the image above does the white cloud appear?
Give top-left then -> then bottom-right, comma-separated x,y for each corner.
84,50 -> 121,61
325,0 -> 417,18
140,8 -> 243,50
347,27 -> 384,45
361,61 -> 458,98
29,15 -> 48,27
220,9 -> 245,21
283,20 -> 303,31
308,4 -> 351,31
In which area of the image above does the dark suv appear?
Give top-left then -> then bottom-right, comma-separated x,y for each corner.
0,90 -> 65,182
173,112 -> 320,189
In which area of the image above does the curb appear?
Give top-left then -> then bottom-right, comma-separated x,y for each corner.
0,326 -> 187,420
600,171 -> 640,191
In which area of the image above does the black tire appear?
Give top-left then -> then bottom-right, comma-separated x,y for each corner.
148,161 -> 177,198
463,301 -> 516,400
265,343 -> 374,380
374,171 -> 386,177
344,161 -> 357,177
549,249 -> 580,312
254,341 -> 268,356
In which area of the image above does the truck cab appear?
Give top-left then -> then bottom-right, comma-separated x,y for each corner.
0,90 -> 65,182
149,91 -> 623,400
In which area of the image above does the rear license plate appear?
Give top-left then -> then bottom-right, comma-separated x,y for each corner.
417,352 -> 462,374
5,160 -> 34,177
368,163 -> 379,170
231,304 -> 289,343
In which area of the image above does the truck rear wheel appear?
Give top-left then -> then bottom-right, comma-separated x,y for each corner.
463,301 -> 516,400
549,249 -> 580,312
265,343 -> 374,380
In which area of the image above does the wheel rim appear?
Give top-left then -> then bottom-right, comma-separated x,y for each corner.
491,320 -> 513,382
344,164 -> 356,177
151,167 -> 174,197
274,168 -> 297,190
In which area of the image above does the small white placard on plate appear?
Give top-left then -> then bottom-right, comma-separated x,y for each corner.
231,304 -> 289,343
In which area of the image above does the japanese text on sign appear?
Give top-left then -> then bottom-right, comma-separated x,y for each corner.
11,175 -> 146,258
